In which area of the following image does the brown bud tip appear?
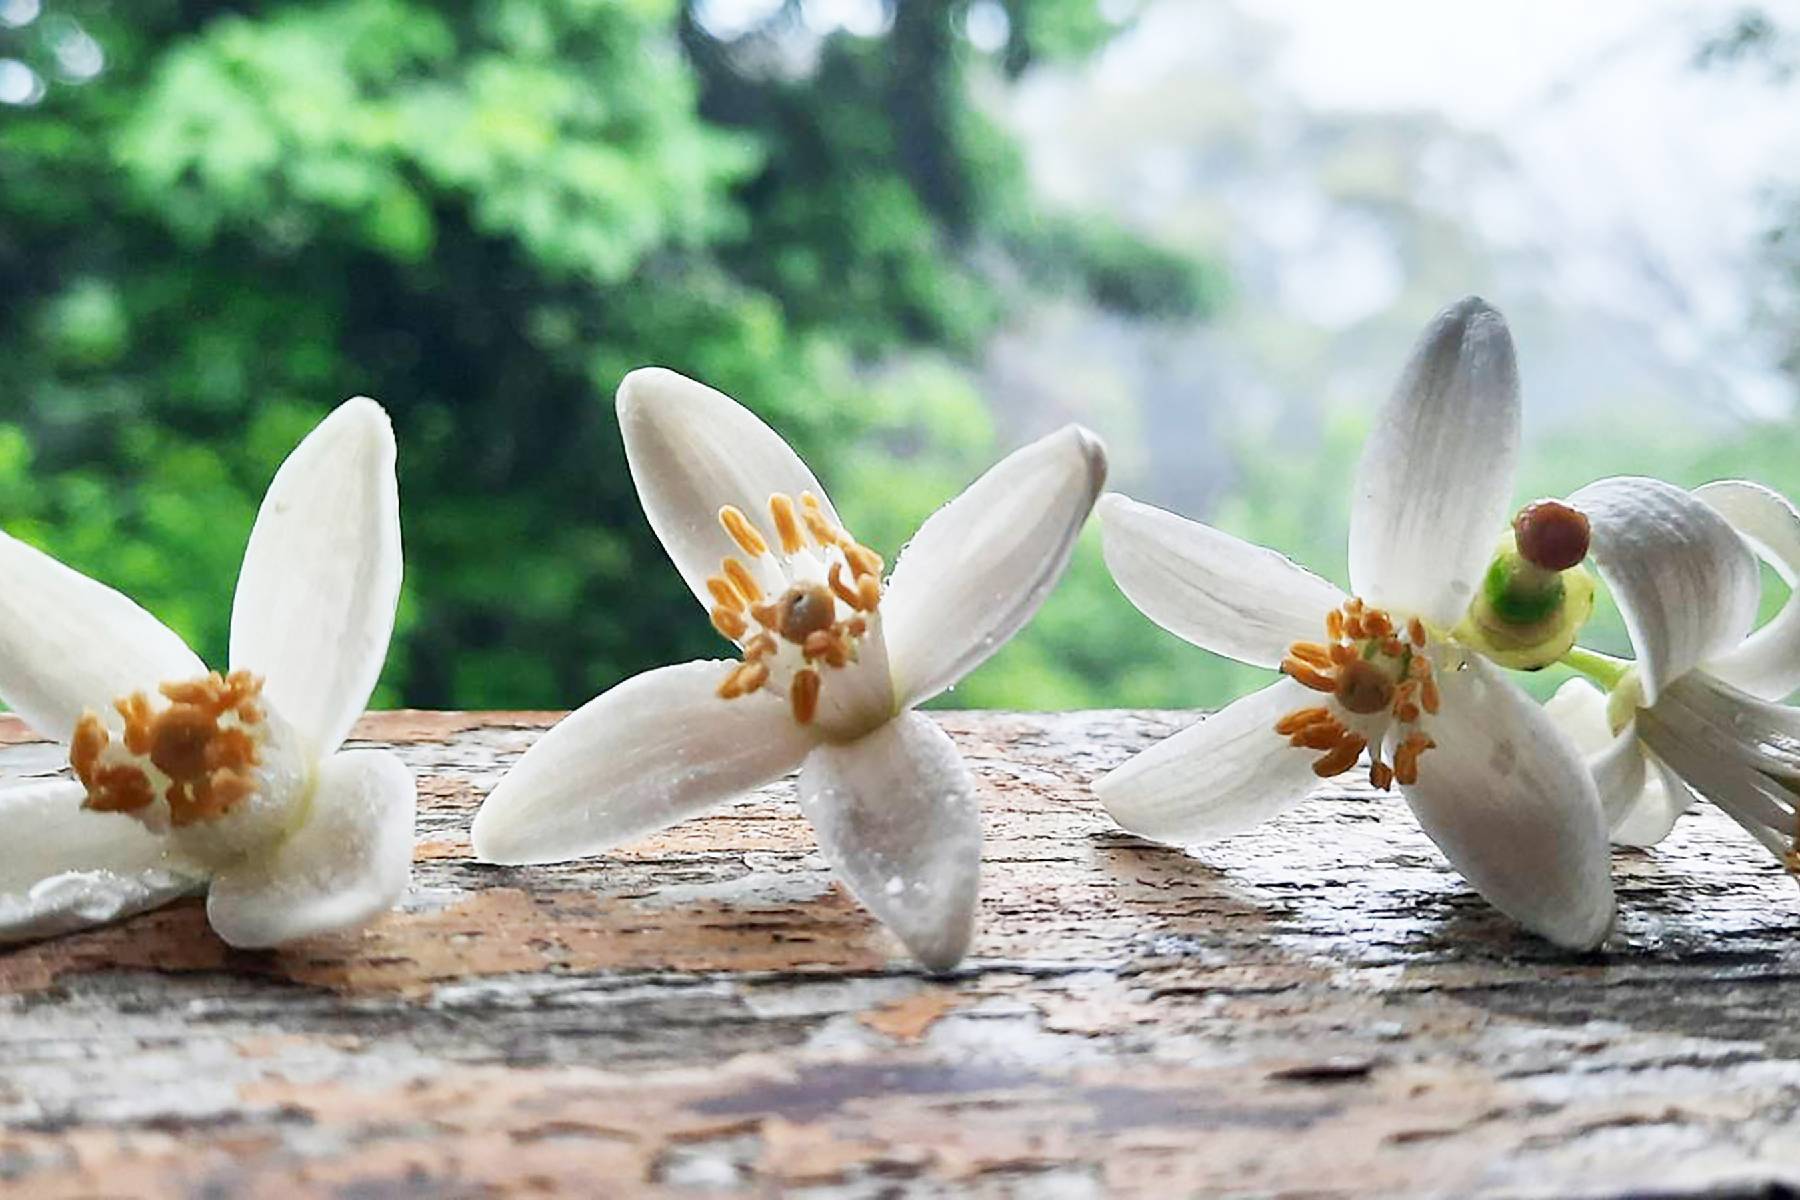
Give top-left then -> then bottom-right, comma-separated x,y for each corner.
1513,499 -> 1590,572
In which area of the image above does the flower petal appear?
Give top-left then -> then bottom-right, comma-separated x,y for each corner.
229,397 -> 403,760
1097,493 -> 1346,669
1612,758 -> 1696,849
0,781 -> 203,944
1094,680 -> 1324,843
472,660 -> 820,864
1696,479 -> 1800,700
1347,297 -> 1521,627
206,749 -> 415,948
884,426 -> 1107,710
1400,656 -> 1614,949
0,532 -> 204,742
618,367 -> 842,614
798,712 -> 980,971
1543,677 -> 1662,844
1570,476 -> 1760,706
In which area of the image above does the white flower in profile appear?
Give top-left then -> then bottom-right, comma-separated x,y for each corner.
472,368 -> 1106,970
1547,477 -> 1800,867
1095,297 -> 1615,949
0,399 -> 413,948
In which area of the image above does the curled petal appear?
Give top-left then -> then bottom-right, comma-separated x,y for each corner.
1097,493 -> 1345,670
799,712 -> 980,971
472,660 -> 820,864
1348,297 -> 1521,627
206,749 -> 415,948
1613,758 -> 1697,849
1697,479 -> 1800,700
1544,677 -> 1662,844
0,781 -> 203,944
230,397 -> 404,760
1570,476 -> 1759,706
1401,657 -> 1615,950
618,368 -> 842,615
0,532 -> 204,742
1095,680 -> 1324,844
884,426 -> 1107,710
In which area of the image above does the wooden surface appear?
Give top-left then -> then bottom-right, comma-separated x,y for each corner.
1,709 -> 1797,1199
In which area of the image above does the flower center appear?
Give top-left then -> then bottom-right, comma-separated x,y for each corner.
708,492 -> 882,725
69,670 -> 311,864
1275,598 -> 1439,789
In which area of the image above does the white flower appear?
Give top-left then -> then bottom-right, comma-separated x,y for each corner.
1548,477 -> 1800,867
471,368 -> 1106,970
0,399 -> 413,948
1095,297 -> 1615,949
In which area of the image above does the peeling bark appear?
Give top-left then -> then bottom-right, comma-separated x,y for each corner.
1,709 -> 1797,1198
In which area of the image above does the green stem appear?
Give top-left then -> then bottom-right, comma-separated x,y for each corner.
1559,646 -> 1630,688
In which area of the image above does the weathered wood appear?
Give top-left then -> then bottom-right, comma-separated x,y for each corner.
1,709 -> 1797,1198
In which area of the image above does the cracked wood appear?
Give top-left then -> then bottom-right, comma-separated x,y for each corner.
1,709 -> 1797,1198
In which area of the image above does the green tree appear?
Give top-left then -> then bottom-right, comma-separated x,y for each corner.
0,0 -> 1214,710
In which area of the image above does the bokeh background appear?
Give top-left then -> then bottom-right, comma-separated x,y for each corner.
2,0 -> 1796,711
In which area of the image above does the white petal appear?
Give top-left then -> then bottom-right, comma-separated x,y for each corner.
1347,297 -> 1521,627
0,781 -> 203,943
884,426 -> 1107,709
229,397 -> 403,760
618,367 -> 842,613
0,532 -> 203,742
1571,476 -> 1760,706
1696,479 -> 1800,700
1400,657 -> 1614,949
1097,493 -> 1345,670
798,712 -> 980,971
205,749 -> 415,948
1542,677 -> 1659,843
1094,680 -> 1324,843
1611,758 -> 1695,849
472,660 -> 820,864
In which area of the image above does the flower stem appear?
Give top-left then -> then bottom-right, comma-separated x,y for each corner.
1559,646 -> 1630,688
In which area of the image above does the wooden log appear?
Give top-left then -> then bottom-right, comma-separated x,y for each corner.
0,709 -> 1796,1198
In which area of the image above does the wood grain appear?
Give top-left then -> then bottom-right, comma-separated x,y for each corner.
1,709 -> 1796,1199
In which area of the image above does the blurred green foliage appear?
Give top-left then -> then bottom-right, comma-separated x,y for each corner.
0,0 -> 1217,710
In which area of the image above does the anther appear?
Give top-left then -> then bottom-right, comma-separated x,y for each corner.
707,575 -> 745,612
1281,656 -> 1338,694
828,561 -> 863,611
1407,617 -> 1426,648
1313,733 -> 1368,778
719,506 -> 769,558
1369,760 -> 1395,790
790,668 -> 821,724
845,544 -> 883,579
722,558 -> 763,604
856,575 -> 881,611
712,607 -> 749,641
769,494 -> 805,555
1274,706 -> 1332,735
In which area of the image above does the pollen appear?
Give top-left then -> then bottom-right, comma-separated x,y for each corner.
707,493 -> 885,724
71,670 -> 268,828
1276,598 -> 1440,789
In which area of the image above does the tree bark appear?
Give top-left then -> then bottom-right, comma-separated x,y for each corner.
1,709 -> 1796,1198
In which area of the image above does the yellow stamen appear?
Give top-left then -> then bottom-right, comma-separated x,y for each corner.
719,505 -> 769,558
844,543 -> 883,580
1407,616 -> 1427,648
828,561 -> 863,611
1313,732 -> 1367,778
707,575 -> 745,612
1281,656 -> 1338,693
71,671 -> 267,827
723,557 -> 764,604
856,575 -> 881,612
712,606 -> 749,641
1274,706 -> 1332,736
790,668 -> 821,724
769,494 -> 805,555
